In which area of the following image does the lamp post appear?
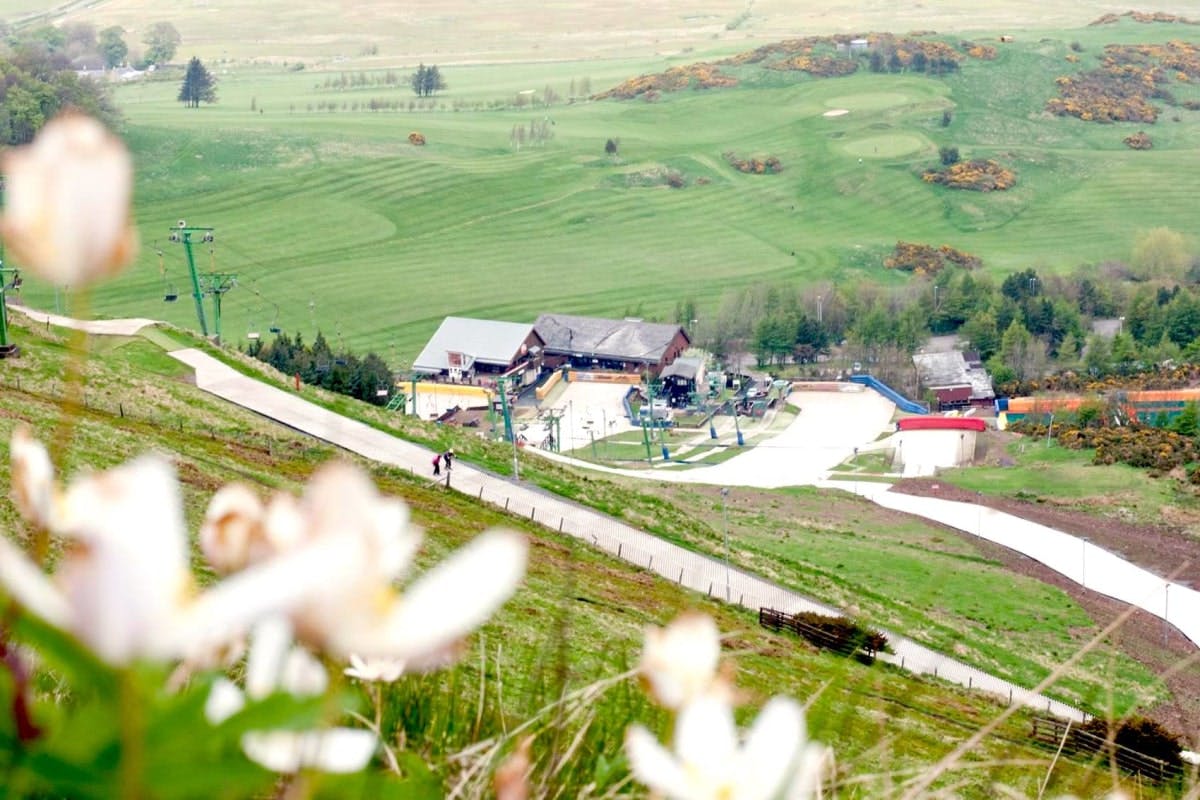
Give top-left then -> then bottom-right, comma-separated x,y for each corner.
816,295 -> 823,324
721,488 -> 731,601
933,285 -> 940,310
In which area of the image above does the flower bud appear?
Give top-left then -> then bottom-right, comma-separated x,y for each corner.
0,113 -> 137,286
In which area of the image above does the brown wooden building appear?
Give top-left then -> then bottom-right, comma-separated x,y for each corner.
534,314 -> 691,376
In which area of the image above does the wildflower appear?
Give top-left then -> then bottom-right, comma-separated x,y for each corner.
639,613 -> 727,709
206,618 -> 378,774
0,113 -> 137,286
626,695 -> 826,800
233,462 -> 528,667
344,654 -> 405,683
9,425 -> 58,529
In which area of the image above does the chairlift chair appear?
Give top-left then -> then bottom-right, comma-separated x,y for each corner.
157,249 -> 179,302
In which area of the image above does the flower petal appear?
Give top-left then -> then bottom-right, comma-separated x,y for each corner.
205,678 -> 246,724
0,113 -> 136,286
738,696 -> 805,800
640,612 -> 722,710
369,529 -> 527,661
242,728 -> 377,774
200,483 -> 266,574
0,535 -> 71,629
625,724 -> 691,798
54,455 -> 190,662
673,694 -> 739,782
9,426 -> 57,528
244,617 -> 294,700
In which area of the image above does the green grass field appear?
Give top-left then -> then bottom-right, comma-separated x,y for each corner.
9,19 -> 1200,364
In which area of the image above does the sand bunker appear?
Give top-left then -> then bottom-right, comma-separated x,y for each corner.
823,108 -> 850,117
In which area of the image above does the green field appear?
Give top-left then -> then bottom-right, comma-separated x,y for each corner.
7,18 -> 1199,363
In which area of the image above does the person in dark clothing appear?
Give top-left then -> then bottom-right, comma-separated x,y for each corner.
443,449 -> 455,471
432,453 -> 441,476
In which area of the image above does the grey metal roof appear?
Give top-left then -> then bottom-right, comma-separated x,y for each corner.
660,356 -> 703,381
413,317 -> 537,373
535,314 -> 688,363
913,351 -> 994,400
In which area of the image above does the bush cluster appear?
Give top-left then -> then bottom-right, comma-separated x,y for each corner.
408,131 -> 426,145
723,152 -> 783,174
1123,130 -> 1153,149
922,159 -> 1016,191
961,41 -> 998,59
1046,42 -> 1200,124
884,241 -> 981,276
594,63 -> 737,100
1074,717 -> 1185,780
1012,419 -> 1200,479
1090,10 -> 1199,25
790,611 -> 889,656
1000,363 -> 1200,396
766,55 -> 859,77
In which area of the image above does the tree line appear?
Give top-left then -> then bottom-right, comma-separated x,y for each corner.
246,331 -> 394,406
693,227 -> 1200,394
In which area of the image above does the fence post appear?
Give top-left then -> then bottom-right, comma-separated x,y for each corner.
678,568 -> 684,583
530,508 -> 536,521
478,486 -> 484,499
1010,689 -> 1013,704
934,666 -> 938,678
968,676 -> 972,689
617,543 -> 623,558
647,555 -> 653,569
119,403 -> 124,418
708,582 -> 713,596
558,518 -> 564,531
505,498 -> 510,511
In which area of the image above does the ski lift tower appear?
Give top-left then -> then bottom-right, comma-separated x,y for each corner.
168,221 -> 237,343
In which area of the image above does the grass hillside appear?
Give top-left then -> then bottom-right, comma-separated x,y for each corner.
11,19 -> 1199,360
0,312 -> 1190,796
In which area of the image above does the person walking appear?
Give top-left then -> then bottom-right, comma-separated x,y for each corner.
431,452 -> 442,476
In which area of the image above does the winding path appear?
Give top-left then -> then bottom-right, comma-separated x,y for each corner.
18,304 -> 1196,724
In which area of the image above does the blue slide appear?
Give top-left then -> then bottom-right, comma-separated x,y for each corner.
848,374 -> 928,415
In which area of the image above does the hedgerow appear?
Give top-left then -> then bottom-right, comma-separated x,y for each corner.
884,241 -> 981,276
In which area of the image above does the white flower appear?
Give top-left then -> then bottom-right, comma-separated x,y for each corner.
0,433 -> 528,671
9,425 -> 57,528
0,433 -> 321,665
626,695 -> 827,800
344,654 -> 405,683
238,462 -> 529,666
0,113 -> 137,286
639,613 -> 725,710
206,618 -> 377,774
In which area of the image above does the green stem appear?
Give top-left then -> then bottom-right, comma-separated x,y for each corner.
118,668 -> 144,800
41,288 -> 92,565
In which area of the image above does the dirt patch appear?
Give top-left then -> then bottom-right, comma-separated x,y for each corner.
893,478 -> 1200,741
823,108 -> 850,117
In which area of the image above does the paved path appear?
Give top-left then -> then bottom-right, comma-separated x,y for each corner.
836,481 -> 1200,649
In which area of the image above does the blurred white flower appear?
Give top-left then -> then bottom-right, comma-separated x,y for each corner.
0,113 -> 137,286
9,425 -> 57,528
626,695 -> 825,800
639,613 -> 726,710
206,618 -> 377,774
0,434 -> 527,671
236,462 -> 528,666
344,653 -> 405,683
